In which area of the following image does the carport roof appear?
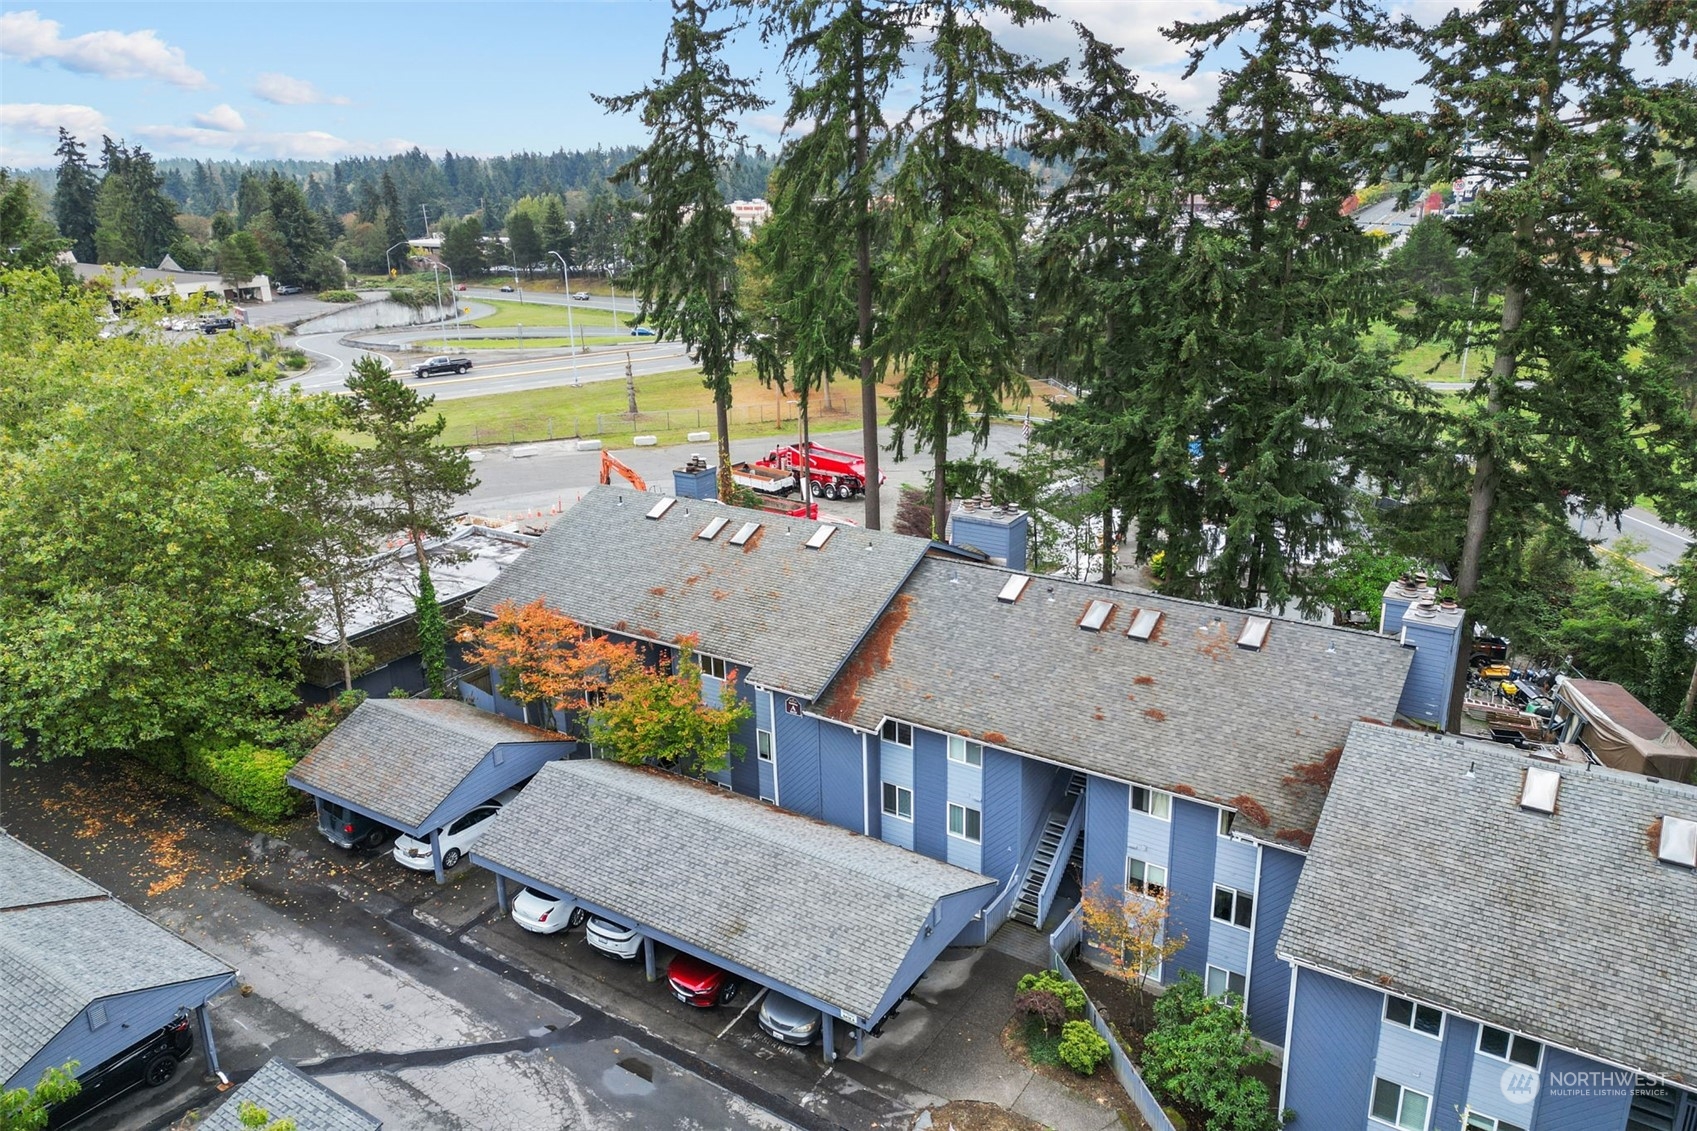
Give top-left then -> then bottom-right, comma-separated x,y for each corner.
196,1059 -> 381,1131
474,760 -> 996,1024
287,698 -> 559,828
0,835 -> 233,1087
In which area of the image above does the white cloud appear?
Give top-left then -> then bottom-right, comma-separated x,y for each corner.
0,10 -> 207,88
0,101 -> 110,138
136,123 -> 402,161
251,72 -> 349,106
192,104 -> 247,132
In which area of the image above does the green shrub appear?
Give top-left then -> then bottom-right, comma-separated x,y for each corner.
1142,973 -> 1281,1131
1017,969 -> 1086,1016
318,289 -> 360,303
1015,988 -> 1068,1033
1057,1019 -> 1111,1075
186,739 -> 302,822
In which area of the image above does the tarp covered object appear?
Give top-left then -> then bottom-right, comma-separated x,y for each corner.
1555,678 -> 1697,780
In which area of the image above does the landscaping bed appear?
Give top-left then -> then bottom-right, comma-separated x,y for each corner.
1000,1016 -> 1148,1129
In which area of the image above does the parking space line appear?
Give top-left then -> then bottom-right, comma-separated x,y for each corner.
718,985 -> 767,1041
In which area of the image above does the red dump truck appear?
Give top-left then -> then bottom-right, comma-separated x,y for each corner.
762,442 -> 884,500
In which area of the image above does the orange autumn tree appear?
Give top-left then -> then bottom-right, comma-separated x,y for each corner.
457,599 -> 641,733
585,635 -> 752,777
1078,878 -> 1187,1000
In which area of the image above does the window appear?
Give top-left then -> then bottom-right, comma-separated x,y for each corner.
1384,996 -> 1444,1038
1126,857 -> 1167,897
1478,1026 -> 1543,1069
1370,1078 -> 1431,1130
1211,885 -> 1254,929
1204,965 -> 1246,999
1218,808 -> 1235,837
1465,1117 -> 1526,1131
948,803 -> 982,843
881,719 -> 913,746
757,729 -> 773,762
947,735 -> 983,767
697,653 -> 728,680
882,782 -> 912,821
1131,786 -> 1171,820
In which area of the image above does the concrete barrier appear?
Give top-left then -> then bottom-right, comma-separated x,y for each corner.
687,431 -> 712,442
576,439 -> 603,451
633,435 -> 658,446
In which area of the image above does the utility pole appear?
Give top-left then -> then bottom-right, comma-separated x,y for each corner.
625,352 -> 639,416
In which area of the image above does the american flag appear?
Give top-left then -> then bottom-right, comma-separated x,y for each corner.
1021,408 -> 1032,444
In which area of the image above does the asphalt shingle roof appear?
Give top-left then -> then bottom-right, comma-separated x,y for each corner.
287,698 -> 558,827
470,487 -> 929,699
196,1059 -> 381,1131
474,759 -> 996,1023
0,836 -> 233,1086
811,559 -> 1413,838
1279,723 -> 1697,1084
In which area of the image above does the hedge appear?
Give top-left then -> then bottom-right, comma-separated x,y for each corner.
186,740 -> 302,822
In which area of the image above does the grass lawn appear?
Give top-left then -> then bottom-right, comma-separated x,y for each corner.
411,333 -> 638,350
464,298 -> 626,331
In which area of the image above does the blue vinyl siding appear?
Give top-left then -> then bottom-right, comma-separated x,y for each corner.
1205,915 -> 1251,980
1431,1017 -> 1476,1131
9,975 -> 234,1093
1376,1013 -> 1444,1102
1214,833 -> 1257,892
725,665 -> 760,798
773,702 -> 823,817
1284,968 -> 1382,1131
1166,798 -> 1217,983
912,729 -> 948,862
1022,758 -> 1063,855
981,747 -> 1024,886
880,739 -> 912,849
1082,776 -> 1130,896
1247,847 -> 1302,1045
1126,809 -> 1172,872
1534,1048 -> 1632,1131
1468,1040 -> 1540,1128
819,720 -> 864,832
427,741 -> 573,834
1397,617 -> 1463,729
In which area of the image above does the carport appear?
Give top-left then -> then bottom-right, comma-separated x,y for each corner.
287,698 -> 575,882
471,759 -> 998,1061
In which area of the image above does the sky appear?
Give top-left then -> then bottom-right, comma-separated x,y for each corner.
2,0 -> 1676,173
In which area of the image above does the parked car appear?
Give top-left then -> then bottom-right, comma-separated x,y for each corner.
758,991 -> 822,1046
392,792 -> 511,871
412,355 -> 472,378
511,887 -> 587,934
276,284 -> 302,295
584,915 -> 643,960
200,316 -> 236,333
500,284 -> 515,292
630,326 -> 656,336
456,283 -> 468,291
571,291 -> 591,301
46,1013 -> 194,1128
667,952 -> 738,1008
316,801 -> 393,850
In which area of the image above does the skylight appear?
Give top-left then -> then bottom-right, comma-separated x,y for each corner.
1127,608 -> 1162,641
728,521 -> 761,546
997,575 -> 1030,603
1659,815 -> 1697,868
1237,616 -> 1272,651
1520,767 -> 1560,814
805,525 -> 835,550
1079,599 -> 1115,632
698,517 -> 729,540
646,497 -> 677,520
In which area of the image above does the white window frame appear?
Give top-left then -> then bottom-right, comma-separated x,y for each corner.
1465,1116 -> 1527,1131
947,802 -> 982,843
696,652 -> 728,680
1383,995 -> 1445,1039
1477,1025 -> 1544,1070
946,735 -> 983,767
1204,965 -> 1246,1000
1211,884 -> 1254,929
756,729 -> 774,762
880,719 -> 913,747
1131,785 -> 1171,820
1126,856 -> 1167,897
1369,1078 -> 1432,1131
1218,808 -> 1235,837
881,782 -> 912,822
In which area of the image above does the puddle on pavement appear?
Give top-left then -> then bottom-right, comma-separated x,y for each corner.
602,1056 -> 657,1097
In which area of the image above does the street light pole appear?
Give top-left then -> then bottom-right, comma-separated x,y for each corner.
385,240 -> 409,277
549,250 -> 580,387
443,263 -> 461,345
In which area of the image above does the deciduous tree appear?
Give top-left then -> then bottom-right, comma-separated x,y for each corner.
0,1062 -> 81,1131
457,599 -> 642,731
585,637 -> 752,776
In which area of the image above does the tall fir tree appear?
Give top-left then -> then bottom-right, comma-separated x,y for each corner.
52,129 -> 98,264
597,0 -> 769,498
880,0 -> 1059,538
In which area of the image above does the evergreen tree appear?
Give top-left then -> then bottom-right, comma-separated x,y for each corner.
1395,0 -> 1697,604
440,216 -> 487,279
52,129 -> 98,263
597,0 -> 769,497
538,195 -> 571,265
506,210 -> 543,278
757,0 -> 914,528
880,0 -> 1059,538
380,172 -> 407,271
0,172 -> 69,272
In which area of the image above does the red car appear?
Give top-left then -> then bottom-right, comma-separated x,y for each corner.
667,953 -> 739,1008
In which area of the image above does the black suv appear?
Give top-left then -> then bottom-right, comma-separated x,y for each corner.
200,316 -> 236,334
317,800 -> 394,849
48,1013 -> 194,1128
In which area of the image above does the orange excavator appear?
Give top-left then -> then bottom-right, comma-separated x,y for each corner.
599,450 -> 648,492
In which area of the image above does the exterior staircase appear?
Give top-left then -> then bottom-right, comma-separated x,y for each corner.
1011,772 -> 1087,928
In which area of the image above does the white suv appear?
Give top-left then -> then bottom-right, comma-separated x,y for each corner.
584,916 -> 643,959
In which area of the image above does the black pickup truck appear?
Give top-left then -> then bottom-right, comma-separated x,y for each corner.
412,355 -> 472,378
